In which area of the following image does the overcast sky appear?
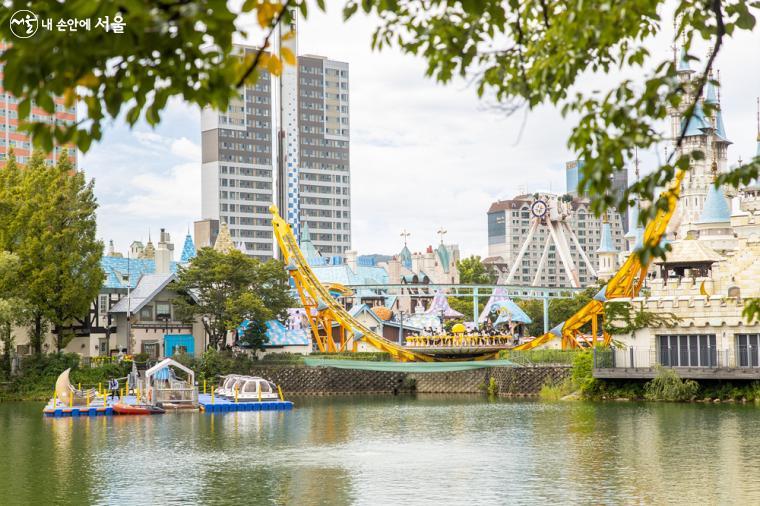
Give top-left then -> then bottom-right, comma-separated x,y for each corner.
81,6 -> 760,259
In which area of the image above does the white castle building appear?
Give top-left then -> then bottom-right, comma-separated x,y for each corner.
604,48 -> 760,370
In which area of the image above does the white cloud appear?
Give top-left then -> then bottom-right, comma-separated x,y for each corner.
170,137 -> 202,161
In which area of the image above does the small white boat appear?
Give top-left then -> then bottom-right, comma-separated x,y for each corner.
215,375 -> 243,397
221,376 -> 248,399
237,377 -> 280,402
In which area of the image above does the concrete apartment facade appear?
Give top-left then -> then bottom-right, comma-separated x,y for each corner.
0,42 -> 77,166
201,44 -> 351,260
486,194 -> 625,287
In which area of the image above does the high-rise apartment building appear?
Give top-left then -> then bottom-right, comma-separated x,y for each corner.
0,42 -> 77,166
487,194 -> 625,287
201,36 -> 351,260
566,159 -> 629,233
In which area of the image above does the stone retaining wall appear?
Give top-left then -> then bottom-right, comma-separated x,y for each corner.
247,365 -> 571,397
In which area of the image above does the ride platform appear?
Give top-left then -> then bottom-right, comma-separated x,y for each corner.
197,394 -> 293,413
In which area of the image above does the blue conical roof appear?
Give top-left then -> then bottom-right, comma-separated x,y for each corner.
677,47 -> 694,73
180,233 -> 196,263
597,222 -> 617,253
698,184 -> 731,224
705,81 -> 718,104
715,110 -> 729,142
399,245 -> 412,263
436,243 -> 451,273
624,204 -> 639,239
299,223 -> 322,262
681,101 -> 710,137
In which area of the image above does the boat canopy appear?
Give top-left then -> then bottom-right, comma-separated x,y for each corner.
145,358 -> 195,384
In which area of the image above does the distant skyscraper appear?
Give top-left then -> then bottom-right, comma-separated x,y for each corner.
566,158 -> 629,233
0,42 -> 77,166
201,26 -> 351,259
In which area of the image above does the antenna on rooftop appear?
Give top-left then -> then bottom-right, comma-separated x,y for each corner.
400,229 -> 410,246
436,227 -> 447,244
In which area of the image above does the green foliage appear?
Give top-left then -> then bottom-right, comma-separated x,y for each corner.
516,285 -> 598,336
446,255 -> 494,319
457,255 -> 497,285
174,247 -> 293,350
0,1 -> 325,153
644,367 -> 699,401
0,151 -> 103,353
1,353 -> 129,401
538,378 -> 574,401
604,301 -> 681,335
345,0 -> 760,265
486,376 -> 498,396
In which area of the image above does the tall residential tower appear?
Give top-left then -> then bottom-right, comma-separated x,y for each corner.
0,42 -> 77,166
201,33 -> 351,259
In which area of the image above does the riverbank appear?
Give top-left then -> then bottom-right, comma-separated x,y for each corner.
1,350 -> 572,401
6,349 -> 760,404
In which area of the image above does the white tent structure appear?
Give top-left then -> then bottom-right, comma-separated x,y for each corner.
143,358 -> 197,408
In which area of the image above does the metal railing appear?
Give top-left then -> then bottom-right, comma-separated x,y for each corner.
153,386 -> 198,405
594,346 -> 760,369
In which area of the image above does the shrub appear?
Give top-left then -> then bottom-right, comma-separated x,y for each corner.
644,367 -> 699,401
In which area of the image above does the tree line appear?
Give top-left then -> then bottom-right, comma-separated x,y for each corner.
0,151 -> 102,371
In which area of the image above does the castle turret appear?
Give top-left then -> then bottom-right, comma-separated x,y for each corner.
596,220 -> 618,281
213,223 -> 235,254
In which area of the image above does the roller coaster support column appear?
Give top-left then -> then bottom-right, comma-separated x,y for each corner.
473,287 -> 480,325
543,295 -> 549,334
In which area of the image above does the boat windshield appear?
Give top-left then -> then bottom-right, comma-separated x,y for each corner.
242,381 -> 257,393
223,377 -> 238,389
260,381 -> 272,393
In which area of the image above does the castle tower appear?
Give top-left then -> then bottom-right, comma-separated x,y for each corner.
596,220 -> 618,281
669,47 -> 731,239
213,223 -> 235,254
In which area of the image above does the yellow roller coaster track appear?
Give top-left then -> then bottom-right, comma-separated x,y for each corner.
514,169 -> 687,350
271,169 -> 684,359
270,205 -> 505,362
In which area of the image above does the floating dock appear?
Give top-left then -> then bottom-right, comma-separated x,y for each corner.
197,394 -> 293,413
43,404 -> 114,417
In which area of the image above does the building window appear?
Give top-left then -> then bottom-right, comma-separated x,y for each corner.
98,294 -> 109,315
140,305 -> 153,321
658,334 -> 716,367
737,334 -> 760,367
156,302 -> 171,319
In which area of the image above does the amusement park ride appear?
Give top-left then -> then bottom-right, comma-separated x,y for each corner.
270,169 -> 685,361
504,193 -> 598,288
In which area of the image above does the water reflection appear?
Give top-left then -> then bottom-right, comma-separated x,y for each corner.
5,398 -> 760,504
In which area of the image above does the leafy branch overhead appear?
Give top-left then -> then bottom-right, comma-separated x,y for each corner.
0,0 -> 312,153
346,0 -> 759,246
2,0 -> 759,256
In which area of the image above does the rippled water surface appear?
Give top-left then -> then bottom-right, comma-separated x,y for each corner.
2,396 -> 760,505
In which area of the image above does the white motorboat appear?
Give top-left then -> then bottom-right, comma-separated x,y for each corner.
215,375 -> 243,397
236,377 -> 280,402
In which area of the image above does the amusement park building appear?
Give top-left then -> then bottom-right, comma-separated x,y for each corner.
486,194 -> 625,287
300,224 -> 460,312
607,51 -> 760,371
200,32 -> 351,261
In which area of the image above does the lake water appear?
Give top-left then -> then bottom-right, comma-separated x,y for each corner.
2,396 -> 760,505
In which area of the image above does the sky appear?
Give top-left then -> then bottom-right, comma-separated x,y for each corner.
80,6 -> 760,259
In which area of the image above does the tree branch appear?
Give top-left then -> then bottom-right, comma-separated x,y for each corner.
234,0 -> 294,89
667,0 -> 725,166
